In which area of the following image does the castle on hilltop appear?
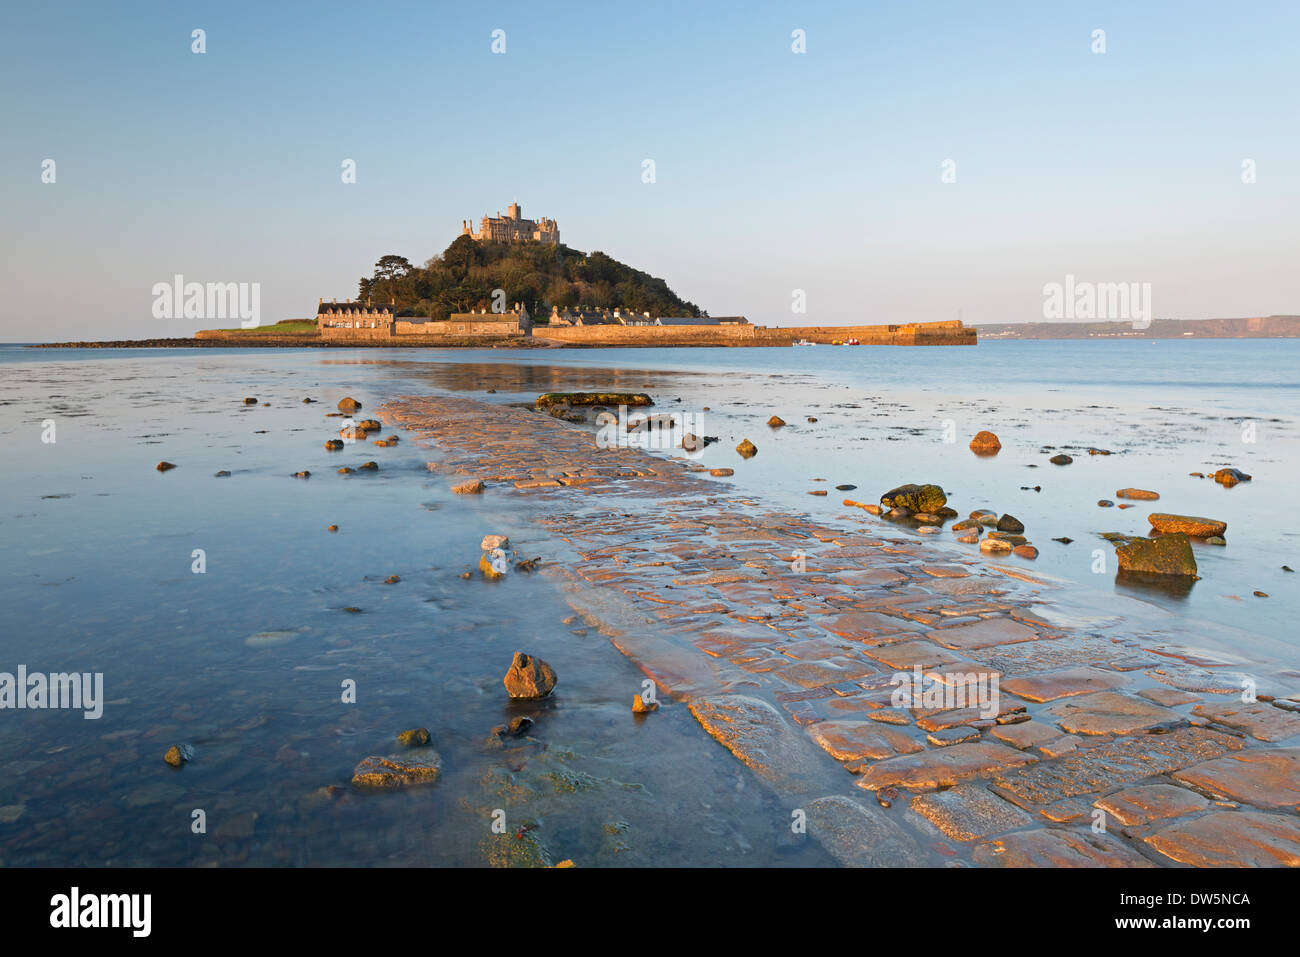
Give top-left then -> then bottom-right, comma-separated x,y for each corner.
461,202 -> 559,245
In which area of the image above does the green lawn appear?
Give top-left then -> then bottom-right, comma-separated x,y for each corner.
208,321 -> 319,335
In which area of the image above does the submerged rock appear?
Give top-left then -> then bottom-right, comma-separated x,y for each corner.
163,744 -> 194,767
351,753 -> 441,789
243,397 -> 258,405
1115,533 -> 1198,577
504,652 -> 557,699
324,439 -> 343,451
1214,467 -> 1252,487
879,483 -> 947,513
397,727 -> 430,747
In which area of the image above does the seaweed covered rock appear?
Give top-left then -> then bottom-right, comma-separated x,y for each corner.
879,484 -> 947,514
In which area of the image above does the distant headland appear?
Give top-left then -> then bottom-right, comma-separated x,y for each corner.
977,316 -> 1300,339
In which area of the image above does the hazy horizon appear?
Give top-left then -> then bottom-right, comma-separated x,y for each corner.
2,0 -> 1297,340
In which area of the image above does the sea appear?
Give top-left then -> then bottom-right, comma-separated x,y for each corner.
0,339 -> 1295,865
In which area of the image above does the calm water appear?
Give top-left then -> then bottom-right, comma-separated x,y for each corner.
0,339 -> 1296,865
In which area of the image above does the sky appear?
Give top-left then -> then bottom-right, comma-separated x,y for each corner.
1,0 -> 1298,340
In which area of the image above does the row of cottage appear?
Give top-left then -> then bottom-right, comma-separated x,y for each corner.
314,298 -> 748,339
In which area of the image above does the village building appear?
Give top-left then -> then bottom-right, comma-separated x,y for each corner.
461,203 -> 559,245
316,298 -> 398,331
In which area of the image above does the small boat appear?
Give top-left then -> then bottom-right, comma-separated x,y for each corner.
793,339 -> 816,347
846,337 -> 860,346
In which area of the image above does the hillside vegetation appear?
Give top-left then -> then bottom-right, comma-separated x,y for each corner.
355,236 -> 705,322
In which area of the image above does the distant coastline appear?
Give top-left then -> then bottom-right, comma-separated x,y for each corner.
976,315 -> 1300,339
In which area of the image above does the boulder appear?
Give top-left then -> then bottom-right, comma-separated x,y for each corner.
1116,533 -> 1197,577
338,397 -> 361,413
980,539 -> 1013,555
736,439 -> 758,458
879,483 -> 947,513
324,439 -> 343,451
452,479 -> 484,494
997,514 -> 1024,534
358,419 -> 382,432
1013,545 -> 1039,559
481,534 -> 510,551
1049,454 -> 1073,465
351,753 -> 440,789
767,416 -> 787,428
1214,468 -> 1252,487
163,744 -> 194,767
969,431 -> 1001,454
156,461 -> 176,472
504,652 -> 557,699
339,426 -> 368,440
1148,514 -> 1227,538
1116,488 -> 1160,500
242,397 -> 257,405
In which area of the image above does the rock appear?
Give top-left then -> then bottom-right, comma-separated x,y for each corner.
1053,536 -> 1073,544
397,727 -> 431,747
987,532 -> 1026,544
506,716 -> 534,736
879,483 -> 947,513
969,430 -> 1002,454
1214,467 -> 1251,487
337,467 -> 354,474
164,744 -> 194,767
358,461 -> 378,471
1097,500 -> 1114,507
479,554 -> 505,580
302,397 -> 315,403
736,439 -> 758,458
1145,812 -> 1300,867
1115,533 -> 1197,577
481,534 -> 509,551
690,695 -> 825,793
1012,545 -> 1038,559
911,785 -> 1033,841
327,524 -> 339,532
243,397 -> 257,404
1207,536 -> 1226,546
452,478 -> 485,494
708,468 -> 734,477
338,397 -> 361,413
856,742 -> 1037,792
1087,447 -> 1112,455
956,533 -> 980,544
973,829 -> 1153,867
836,484 -> 856,491
806,416 -> 818,423
384,575 -> 400,584
324,439 -> 343,451
292,471 -> 310,479
339,426 -> 368,440
951,518 -> 981,531
863,504 -> 883,516
504,652 -> 557,699
156,461 -> 176,472
767,415 -> 786,427
536,392 -> 652,408
632,693 -> 658,714
351,753 -> 440,789
1116,488 -> 1160,500
358,419 -> 382,432
1049,454 -> 1072,465
1148,513 -> 1227,538
214,470 -> 230,477
996,514 -> 1024,533
980,539 -> 1012,555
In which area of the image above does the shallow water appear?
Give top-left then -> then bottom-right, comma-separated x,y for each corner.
0,340 -> 1295,865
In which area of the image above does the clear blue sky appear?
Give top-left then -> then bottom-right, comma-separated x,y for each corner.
2,0 -> 1297,339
